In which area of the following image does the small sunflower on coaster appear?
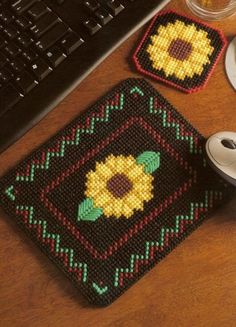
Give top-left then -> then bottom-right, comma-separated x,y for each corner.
133,11 -> 227,93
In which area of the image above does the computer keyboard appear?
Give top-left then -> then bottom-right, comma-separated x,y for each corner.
0,0 -> 169,153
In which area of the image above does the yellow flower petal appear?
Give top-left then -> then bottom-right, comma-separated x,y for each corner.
124,193 -> 144,211
85,182 -> 106,198
188,55 -> 210,70
132,188 -> 153,203
148,53 -> 171,71
111,200 -> 125,218
126,155 -> 137,166
173,60 -> 198,79
103,204 -> 114,217
92,190 -> 112,208
161,57 -> 180,77
127,164 -> 145,181
132,181 -> 152,193
105,154 -> 137,174
122,203 -> 135,218
180,24 -> 198,42
149,34 -> 170,50
94,161 -> 113,179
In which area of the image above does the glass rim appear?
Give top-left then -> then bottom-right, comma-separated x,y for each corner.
186,0 -> 236,20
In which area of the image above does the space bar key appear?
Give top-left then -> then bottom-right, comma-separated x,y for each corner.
0,84 -> 22,117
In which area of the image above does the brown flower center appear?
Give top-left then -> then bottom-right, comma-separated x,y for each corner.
107,173 -> 133,198
168,38 -> 192,61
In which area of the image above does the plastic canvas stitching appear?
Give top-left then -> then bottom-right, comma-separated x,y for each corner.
0,78 -> 232,306
133,11 -> 227,93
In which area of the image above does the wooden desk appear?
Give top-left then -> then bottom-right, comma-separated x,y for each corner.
1,1 -> 236,326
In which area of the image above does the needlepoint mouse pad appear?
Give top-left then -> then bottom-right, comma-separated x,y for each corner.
0,79 -> 232,306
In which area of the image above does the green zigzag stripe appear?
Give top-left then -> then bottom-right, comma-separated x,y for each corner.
114,190 -> 221,287
5,185 -> 15,201
15,91 -> 202,182
16,205 -> 88,283
149,97 -> 199,154
16,94 -> 125,182
92,283 -> 108,295
130,86 -> 144,96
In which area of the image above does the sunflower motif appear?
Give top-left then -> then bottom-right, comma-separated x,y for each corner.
78,152 -> 160,221
146,20 -> 214,80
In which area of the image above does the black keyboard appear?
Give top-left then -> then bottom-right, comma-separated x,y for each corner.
0,0 -> 169,153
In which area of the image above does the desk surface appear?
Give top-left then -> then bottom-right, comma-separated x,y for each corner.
1,1 -> 236,326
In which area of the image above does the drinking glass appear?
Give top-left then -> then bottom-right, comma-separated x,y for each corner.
186,0 -> 236,20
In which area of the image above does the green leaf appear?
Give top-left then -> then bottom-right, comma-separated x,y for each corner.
77,198 -> 103,222
136,151 -> 160,174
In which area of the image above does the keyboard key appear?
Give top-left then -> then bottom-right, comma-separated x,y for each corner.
83,19 -> 101,35
17,32 -> 33,47
0,35 -> 5,48
9,57 -> 26,72
30,58 -> 52,80
30,12 -> 59,38
95,8 -> 113,25
0,52 -> 7,67
21,49 -> 38,62
0,84 -> 21,116
0,9 -> 15,24
83,0 -> 100,11
28,2 -> 49,20
45,46 -> 66,67
15,70 -> 38,94
106,0 -> 124,16
15,16 -> 32,29
3,24 -> 18,39
0,68 -> 13,83
11,0 -> 37,15
60,32 -> 84,54
4,43 -> 20,57
35,23 -> 68,51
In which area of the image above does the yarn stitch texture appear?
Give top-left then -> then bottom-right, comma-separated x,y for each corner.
133,11 -> 227,93
0,78 -> 232,306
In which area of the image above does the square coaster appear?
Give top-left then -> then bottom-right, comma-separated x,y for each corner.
133,11 -> 227,93
0,79 -> 232,306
